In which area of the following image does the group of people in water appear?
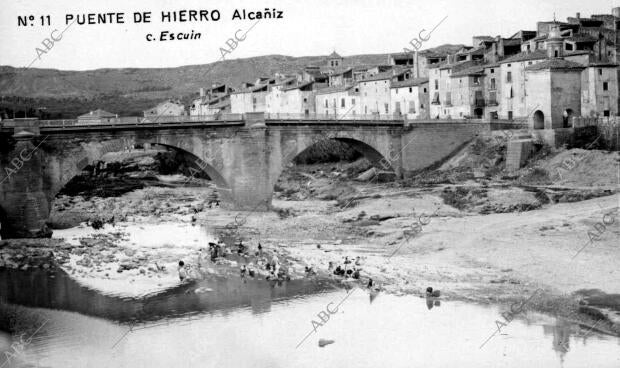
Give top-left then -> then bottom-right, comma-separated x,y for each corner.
176,239 -> 440,304
177,238 -> 290,282
329,256 -> 363,280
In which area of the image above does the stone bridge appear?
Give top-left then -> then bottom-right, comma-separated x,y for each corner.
0,115 -> 487,238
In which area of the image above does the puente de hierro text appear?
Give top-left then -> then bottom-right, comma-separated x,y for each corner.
0,113 -> 488,238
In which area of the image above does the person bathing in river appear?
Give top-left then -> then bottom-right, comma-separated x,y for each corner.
343,257 -> 352,274
178,260 -> 187,282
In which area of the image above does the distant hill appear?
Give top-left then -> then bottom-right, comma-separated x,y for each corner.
0,45 -> 464,119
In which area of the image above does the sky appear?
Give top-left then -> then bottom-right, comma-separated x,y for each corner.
0,0 -> 619,71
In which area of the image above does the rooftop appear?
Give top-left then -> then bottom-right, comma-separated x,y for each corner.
282,81 -> 314,91
315,85 -> 358,95
231,84 -> 269,94
450,66 -> 485,77
524,58 -> 585,71
328,51 -> 342,59
565,33 -> 598,43
360,69 -> 409,82
390,77 -> 429,88
500,49 -> 548,64
587,61 -> 619,67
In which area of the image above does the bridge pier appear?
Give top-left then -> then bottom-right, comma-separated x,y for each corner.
226,123 -> 274,211
0,131 -> 52,238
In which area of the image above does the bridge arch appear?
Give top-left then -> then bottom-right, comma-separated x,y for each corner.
271,132 -> 399,190
49,138 -> 231,204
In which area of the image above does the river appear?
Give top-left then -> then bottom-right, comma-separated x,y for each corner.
1,267 -> 619,367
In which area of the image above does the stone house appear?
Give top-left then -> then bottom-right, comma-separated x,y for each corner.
449,66 -> 485,118
266,80 -> 316,115
483,63 -> 501,120
315,85 -> 360,117
390,78 -> 429,119
230,84 -> 269,114
524,59 -> 585,129
358,68 -> 412,115
429,60 -> 479,119
580,62 -> 619,117
498,49 -> 548,120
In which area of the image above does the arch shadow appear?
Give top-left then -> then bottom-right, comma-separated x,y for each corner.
272,135 -> 396,190
47,139 -> 232,219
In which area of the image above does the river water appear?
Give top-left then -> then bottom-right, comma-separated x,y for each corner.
1,267 -> 619,368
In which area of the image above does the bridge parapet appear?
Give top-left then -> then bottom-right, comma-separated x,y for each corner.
1,118 -> 41,136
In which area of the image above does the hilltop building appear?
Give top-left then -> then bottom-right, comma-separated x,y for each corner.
77,109 -> 117,123
143,100 -> 186,117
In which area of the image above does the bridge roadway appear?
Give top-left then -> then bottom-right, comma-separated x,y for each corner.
0,114 -> 487,238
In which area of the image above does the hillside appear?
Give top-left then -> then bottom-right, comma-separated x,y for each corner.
0,45 -> 464,118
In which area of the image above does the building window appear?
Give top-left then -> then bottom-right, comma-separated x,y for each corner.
603,82 -> 609,91
341,98 -> 345,107
324,99 -> 328,108
490,68 -> 494,73
508,111 -> 513,120
384,103 -> 389,113
409,87 -> 413,93
435,80 -> 439,89
303,98 -> 308,103
473,76 -> 480,85
510,87 -> 514,98
604,110 -> 610,116
599,69 -> 603,75
252,97 -> 257,103
490,78 -> 496,90
395,89 -> 399,95
507,64 -> 511,67
506,71 -> 512,83
420,103 -> 424,109
554,50 -> 559,57
423,88 -> 427,93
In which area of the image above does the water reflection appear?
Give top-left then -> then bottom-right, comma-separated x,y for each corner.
426,297 -> 441,310
0,268 -> 336,323
1,270 -> 619,368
